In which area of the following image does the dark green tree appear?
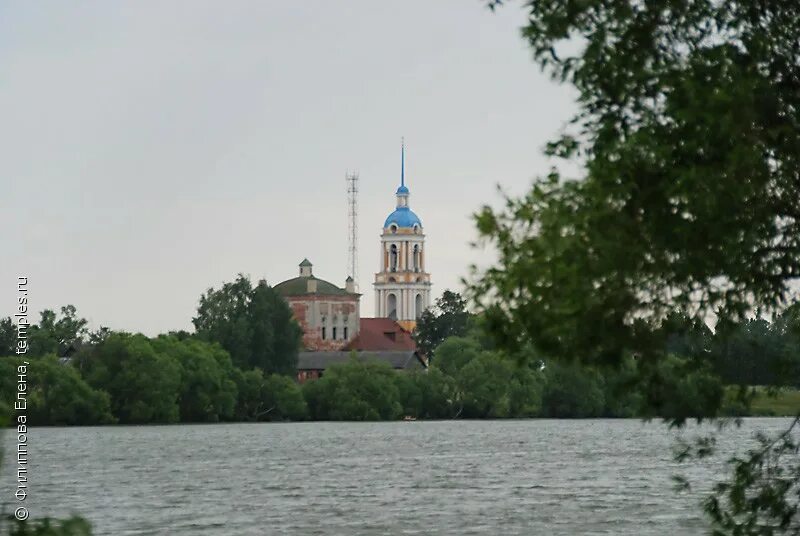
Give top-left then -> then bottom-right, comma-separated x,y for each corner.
407,368 -> 458,419
638,355 -> 724,422
151,336 -> 238,422
27,306 -> 88,357
303,356 -> 402,421
262,374 -> 307,421
0,317 -> 17,356
82,333 -> 181,424
477,0 -> 800,365
413,290 -> 470,358
232,368 -> 267,420
480,0 -> 800,530
193,275 -> 302,375
540,362 -> 605,418
231,368 -> 307,421
431,335 -> 543,419
432,336 -> 483,377
712,317 -> 790,387
24,356 -> 116,426
395,372 -> 424,418
457,352 -> 517,418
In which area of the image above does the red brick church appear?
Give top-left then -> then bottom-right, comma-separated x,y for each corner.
273,145 -> 432,382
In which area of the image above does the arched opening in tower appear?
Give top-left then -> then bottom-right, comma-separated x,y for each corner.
390,244 -> 398,272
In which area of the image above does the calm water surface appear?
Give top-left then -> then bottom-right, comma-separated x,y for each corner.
2,419 -> 793,535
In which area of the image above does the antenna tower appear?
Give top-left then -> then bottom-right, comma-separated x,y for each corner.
346,171 -> 359,288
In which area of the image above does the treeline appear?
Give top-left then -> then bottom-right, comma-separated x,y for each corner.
658,309 -> 800,388
3,285 -> 800,424
0,333 -> 307,425
0,312 -> 728,423
0,333 -> 698,424
0,275 -> 308,425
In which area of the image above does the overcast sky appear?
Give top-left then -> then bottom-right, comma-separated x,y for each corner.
0,1 -> 577,335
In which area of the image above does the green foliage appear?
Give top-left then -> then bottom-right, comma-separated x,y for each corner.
508,362 -> 545,418
413,290 -> 470,358
429,335 -> 544,419
540,362 -> 605,418
262,373 -> 307,421
151,336 -> 237,422
5,516 -> 93,535
456,352 -> 518,418
193,275 -> 302,375
83,333 -> 181,424
433,336 -> 482,377
394,372 -> 424,418
691,418 -> 800,534
231,368 -> 307,421
232,368 -> 267,421
402,368 -> 458,419
475,0 -> 800,366
713,315 -> 798,388
600,357 -> 643,418
27,357 -> 115,426
303,357 -> 403,421
0,357 -> 114,426
0,317 -> 17,356
27,306 -> 88,358
638,355 -> 724,423
479,1 -> 800,527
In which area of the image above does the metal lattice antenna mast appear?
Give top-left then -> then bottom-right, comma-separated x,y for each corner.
346,171 -> 359,288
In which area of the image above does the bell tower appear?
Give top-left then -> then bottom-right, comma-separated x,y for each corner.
374,141 -> 432,331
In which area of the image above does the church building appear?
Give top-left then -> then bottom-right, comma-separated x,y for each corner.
373,143 -> 432,332
273,259 -> 360,351
275,142 -> 432,379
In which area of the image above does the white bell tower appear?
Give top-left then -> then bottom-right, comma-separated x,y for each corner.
374,141 -> 432,331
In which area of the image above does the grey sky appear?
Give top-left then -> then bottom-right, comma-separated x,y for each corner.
0,1 -> 577,335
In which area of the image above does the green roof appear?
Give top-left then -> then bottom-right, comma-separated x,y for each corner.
273,276 -> 351,297
299,258 -> 312,267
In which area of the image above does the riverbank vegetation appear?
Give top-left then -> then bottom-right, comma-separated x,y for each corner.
3,293 -> 800,425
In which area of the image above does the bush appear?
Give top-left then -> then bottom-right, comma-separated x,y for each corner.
303,356 -> 402,420
82,334 -> 181,424
540,362 -> 605,418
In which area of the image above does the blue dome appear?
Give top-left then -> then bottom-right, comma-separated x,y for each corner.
396,185 -> 409,194
384,206 -> 422,228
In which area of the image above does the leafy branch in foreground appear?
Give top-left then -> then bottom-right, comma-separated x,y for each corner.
704,418 -> 800,534
480,0 -> 800,532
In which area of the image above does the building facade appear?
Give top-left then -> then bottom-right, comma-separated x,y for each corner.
297,350 -> 427,383
273,259 -> 360,351
373,145 -> 432,332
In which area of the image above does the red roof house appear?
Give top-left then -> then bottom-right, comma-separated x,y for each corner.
341,317 -> 417,352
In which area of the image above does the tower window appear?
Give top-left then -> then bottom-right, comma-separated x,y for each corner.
343,326 -> 348,339
332,327 -> 337,340
322,327 -> 326,340
390,244 -> 398,272
387,293 -> 397,320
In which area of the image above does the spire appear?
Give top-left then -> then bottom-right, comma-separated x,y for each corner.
395,138 -> 410,203
401,137 -> 405,188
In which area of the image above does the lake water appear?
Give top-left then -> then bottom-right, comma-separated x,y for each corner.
2,418 -> 793,535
